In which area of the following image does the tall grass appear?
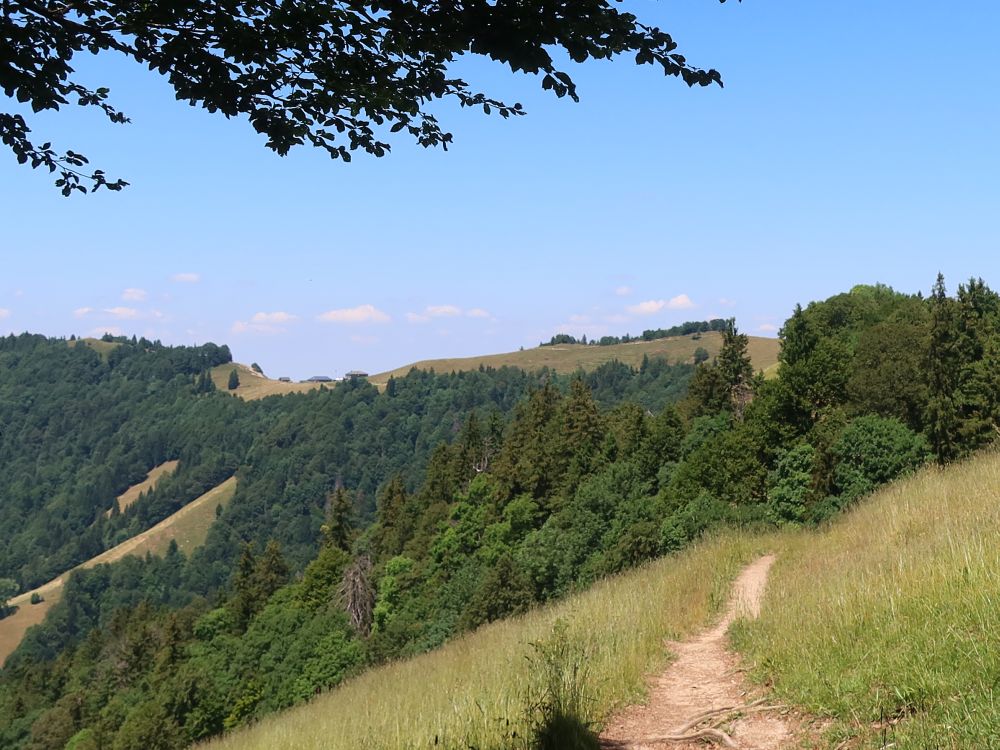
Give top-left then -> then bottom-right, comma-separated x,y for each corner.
201,532 -> 767,750
735,450 -> 1000,747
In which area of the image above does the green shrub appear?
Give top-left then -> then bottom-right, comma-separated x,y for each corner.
832,415 -> 930,504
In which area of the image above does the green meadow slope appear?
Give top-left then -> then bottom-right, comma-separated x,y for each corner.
736,449 -> 1000,748
203,450 -> 1000,750
201,532 -> 769,750
369,332 -> 781,387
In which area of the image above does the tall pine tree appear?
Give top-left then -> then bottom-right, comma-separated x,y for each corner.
925,273 -> 962,464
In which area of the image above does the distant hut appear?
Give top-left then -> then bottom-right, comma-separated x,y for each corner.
305,375 -> 334,383
278,376 -> 292,382
345,370 -> 369,380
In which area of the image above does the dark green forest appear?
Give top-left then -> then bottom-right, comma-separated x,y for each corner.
2,276 -> 999,750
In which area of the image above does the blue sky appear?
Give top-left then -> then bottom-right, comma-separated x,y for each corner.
2,1 -> 999,378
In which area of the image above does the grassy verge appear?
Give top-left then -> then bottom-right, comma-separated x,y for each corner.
201,531 -> 769,750
734,450 -> 1000,748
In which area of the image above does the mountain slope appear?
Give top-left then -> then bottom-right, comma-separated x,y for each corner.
202,533 -> 766,750
369,332 -> 780,387
0,478 -> 237,666
736,450 -> 1000,746
202,450 -> 1000,749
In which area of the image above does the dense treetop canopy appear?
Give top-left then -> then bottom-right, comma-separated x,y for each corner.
2,0 -> 733,194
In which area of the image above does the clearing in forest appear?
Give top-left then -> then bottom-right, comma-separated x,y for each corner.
106,459 -> 180,516
0,477 -> 237,666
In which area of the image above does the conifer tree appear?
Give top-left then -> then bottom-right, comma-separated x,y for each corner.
321,487 -> 354,552
925,273 -> 962,464
227,369 -> 240,390
718,319 -> 755,413
558,378 -> 605,494
374,476 -> 410,559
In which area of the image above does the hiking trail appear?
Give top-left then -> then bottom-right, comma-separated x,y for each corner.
600,554 -> 807,749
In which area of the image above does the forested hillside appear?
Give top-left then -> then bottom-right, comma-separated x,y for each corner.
1,276 -> 999,750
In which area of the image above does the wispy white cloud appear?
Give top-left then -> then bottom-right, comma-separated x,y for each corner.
407,304 -> 485,323
104,306 -> 141,320
0,308 -> 9,320
231,312 -> 298,335
122,288 -> 147,302
74,306 -> 93,318
627,299 -> 666,315
426,304 -> 461,318
667,294 -> 695,310
719,297 -> 737,307
252,311 -> 297,324
232,321 -> 278,335
758,323 -> 779,333
615,286 -> 633,297
626,294 -> 695,316
317,304 -> 390,324
171,272 -> 200,283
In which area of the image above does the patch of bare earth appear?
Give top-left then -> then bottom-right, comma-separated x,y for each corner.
600,555 -> 814,750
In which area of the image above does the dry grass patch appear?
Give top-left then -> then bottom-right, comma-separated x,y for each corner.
106,459 -> 180,516
201,531 -> 771,750
210,364 -> 321,400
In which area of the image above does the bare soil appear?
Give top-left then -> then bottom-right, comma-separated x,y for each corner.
600,555 -> 809,749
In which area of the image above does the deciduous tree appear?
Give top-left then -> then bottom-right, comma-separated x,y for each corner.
3,0 -> 736,194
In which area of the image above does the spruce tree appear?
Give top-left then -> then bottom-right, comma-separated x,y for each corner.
227,368 -> 240,390
558,378 -> 605,494
322,487 -> 354,552
717,319 -> 754,396
925,273 -> 962,464
374,476 -> 410,559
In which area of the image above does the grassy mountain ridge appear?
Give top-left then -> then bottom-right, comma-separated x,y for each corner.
369,331 -> 781,387
3,279 -> 998,750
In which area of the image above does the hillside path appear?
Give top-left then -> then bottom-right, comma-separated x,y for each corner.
600,555 -> 803,750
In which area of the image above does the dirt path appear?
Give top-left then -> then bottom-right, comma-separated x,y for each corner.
600,554 -> 800,750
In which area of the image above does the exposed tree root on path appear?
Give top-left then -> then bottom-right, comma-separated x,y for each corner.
599,555 -> 814,749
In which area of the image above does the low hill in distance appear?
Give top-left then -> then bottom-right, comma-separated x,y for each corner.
369,331 -> 781,388
214,332 -> 780,396
209,363 -> 322,400
0,477 -> 237,666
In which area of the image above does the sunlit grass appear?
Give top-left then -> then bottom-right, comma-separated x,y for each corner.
736,450 -> 1000,748
201,532 -> 770,750
369,333 -> 781,388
